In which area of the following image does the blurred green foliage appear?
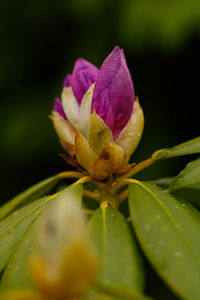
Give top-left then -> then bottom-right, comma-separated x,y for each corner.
0,0 -> 199,204
120,0 -> 200,50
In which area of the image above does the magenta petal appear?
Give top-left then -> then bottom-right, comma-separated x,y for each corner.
91,46 -> 135,140
63,74 -> 72,88
53,98 -> 67,120
71,58 -> 98,104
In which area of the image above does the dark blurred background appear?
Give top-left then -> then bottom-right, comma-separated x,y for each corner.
0,0 -> 200,203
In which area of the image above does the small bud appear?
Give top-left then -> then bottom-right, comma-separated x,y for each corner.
30,187 -> 98,299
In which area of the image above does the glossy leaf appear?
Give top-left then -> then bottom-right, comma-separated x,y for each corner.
129,181 -> 200,300
152,136 -> 200,160
88,202 -> 144,295
0,195 -> 51,273
0,174 -> 63,221
0,221 -> 37,290
170,157 -> 200,191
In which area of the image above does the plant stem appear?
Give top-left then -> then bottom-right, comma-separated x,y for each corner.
73,176 -> 93,186
83,209 -> 95,215
83,189 -> 100,202
110,158 -> 155,194
58,171 -> 84,179
98,177 -> 120,208
116,158 -> 155,181
119,189 -> 128,204
111,181 -> 129,194
56,159 -> 155,207
58,171 -> 104,190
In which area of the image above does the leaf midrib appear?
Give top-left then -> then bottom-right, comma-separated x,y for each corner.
101,205 -> 108,279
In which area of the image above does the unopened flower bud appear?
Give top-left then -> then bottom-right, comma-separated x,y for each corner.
30,187 -> 98,299
51,46 -> 144,180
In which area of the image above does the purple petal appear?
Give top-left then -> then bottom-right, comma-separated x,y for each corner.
71,58 -> 98,104
53,98 -> 67,120
63,74 -> 72,88
91,46 -> 135,140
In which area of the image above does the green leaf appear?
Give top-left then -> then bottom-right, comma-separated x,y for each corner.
170,157 -> 200,191
88,202 -> 144,295
0,174 -> 63,221
0,195 -> 52,273
152,136 -> 200,160
0,221 -> 36,290
129,181 -> 200,300
0,183 -> 83,275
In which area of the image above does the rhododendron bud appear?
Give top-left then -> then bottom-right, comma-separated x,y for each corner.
51,46 -> 144,180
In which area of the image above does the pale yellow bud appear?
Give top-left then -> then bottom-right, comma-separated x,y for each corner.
30,187 -> 98,299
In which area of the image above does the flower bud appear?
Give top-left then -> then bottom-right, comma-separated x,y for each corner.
30,187 -> 98,299
51,46 -> 144,180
